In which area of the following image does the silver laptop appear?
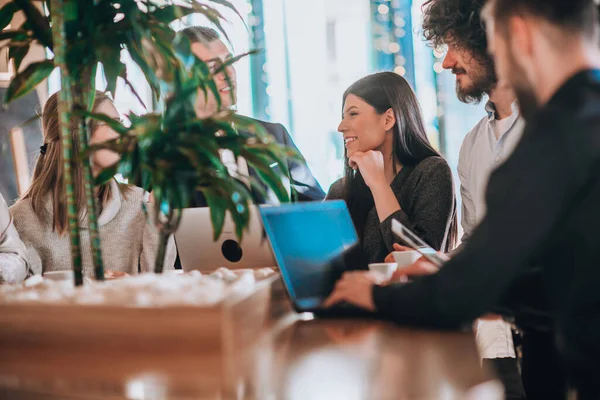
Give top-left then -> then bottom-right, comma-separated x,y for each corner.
174,207 -> 276,272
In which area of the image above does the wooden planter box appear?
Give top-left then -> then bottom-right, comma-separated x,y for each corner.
0,274 -> 289,398
0,274 -> 278,352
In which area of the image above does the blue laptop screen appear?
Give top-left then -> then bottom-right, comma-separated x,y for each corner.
259,201 -> 359,301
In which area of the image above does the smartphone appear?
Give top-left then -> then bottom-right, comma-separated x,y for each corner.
391,219 -> 449,267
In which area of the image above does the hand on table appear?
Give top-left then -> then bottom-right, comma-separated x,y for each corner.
323,271 -> 379,311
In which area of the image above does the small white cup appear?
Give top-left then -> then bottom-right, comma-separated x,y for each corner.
368,262 -> 398,280
392,250 -> 421,268
43,270 -> 74,281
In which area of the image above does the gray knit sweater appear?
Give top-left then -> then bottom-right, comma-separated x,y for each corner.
10,180 -> 176,276
327,156 -> 456,264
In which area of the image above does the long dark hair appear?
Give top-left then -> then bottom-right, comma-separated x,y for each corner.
342,72 -> 458,250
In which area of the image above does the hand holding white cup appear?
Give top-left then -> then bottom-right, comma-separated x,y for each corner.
368,262 -> 398,280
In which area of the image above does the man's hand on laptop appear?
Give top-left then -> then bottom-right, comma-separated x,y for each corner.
323,271 -> 378,311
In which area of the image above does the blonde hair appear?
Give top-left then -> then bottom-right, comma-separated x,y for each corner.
22,91 -> 130,235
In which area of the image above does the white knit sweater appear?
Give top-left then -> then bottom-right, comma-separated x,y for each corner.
10,180 -> 176,276
0,194 -> 29,283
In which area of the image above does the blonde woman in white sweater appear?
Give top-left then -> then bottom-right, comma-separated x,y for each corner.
11,91 -> 176,276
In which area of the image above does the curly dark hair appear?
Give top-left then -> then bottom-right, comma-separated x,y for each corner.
422,0 -> 492,66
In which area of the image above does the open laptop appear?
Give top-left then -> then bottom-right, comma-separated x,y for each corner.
259,200 -> 378,318
175,207 -> 276,272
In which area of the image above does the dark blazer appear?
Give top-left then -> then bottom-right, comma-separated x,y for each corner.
193,118 -> 325,206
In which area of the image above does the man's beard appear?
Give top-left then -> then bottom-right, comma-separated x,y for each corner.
454,65 -> 497,104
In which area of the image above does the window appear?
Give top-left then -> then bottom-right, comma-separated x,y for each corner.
260,0 -> 374,190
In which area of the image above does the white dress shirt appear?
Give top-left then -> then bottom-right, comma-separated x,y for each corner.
220,149 -> 249,180
458,101 -> 525,360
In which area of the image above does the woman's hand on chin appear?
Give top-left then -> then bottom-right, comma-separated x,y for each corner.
349,150 -> 387,189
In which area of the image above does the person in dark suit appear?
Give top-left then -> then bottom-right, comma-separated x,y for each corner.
178,26 -> 325,206
324,0 -> 600,398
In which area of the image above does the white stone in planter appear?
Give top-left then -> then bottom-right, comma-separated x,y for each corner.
0,268 -> 276,308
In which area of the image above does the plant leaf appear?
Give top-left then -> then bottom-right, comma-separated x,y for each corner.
190,140 -> 227,175
94,163 -> 119,185
252,146 -> 291,179
254,168 -> 290,204
0,29 -> 29,41
130,113 -> 162,137
9,45 -> 29,71
242,150 -> 290,203
206,0 -> 246,27
213,51 -> 257,76
224,113 -> 270,141
102,58 -> 125,98
87,63 -> 98,111
201,187 -> 227,241
189,3 -> 230,43
206,119 -> 239,138
12,0 -> 52,49
86,139 -> 126,155
5,60 -> 54,102
197,66 -> 222,111
177,145 -> 203,170
140,165 -> 154,191
0,2 -> 18,31
77,111 -> 129,135
247,176 -> 268,204
223,178 -> 253,240
211,51 -> 257,109
128,41 -> 161,97
151,4 -> 195,23
119,68 -> 148,111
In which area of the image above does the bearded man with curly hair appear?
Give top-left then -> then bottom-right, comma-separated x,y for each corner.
422,1 -> 526,398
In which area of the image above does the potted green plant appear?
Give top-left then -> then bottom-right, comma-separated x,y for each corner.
1,0 -> 296,281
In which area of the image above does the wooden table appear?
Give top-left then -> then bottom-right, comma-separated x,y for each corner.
0,284 -> 501,399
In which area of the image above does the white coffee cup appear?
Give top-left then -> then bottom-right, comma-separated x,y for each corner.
392,250 -> 421,268
368,262 -> 398,280
43,270 -> 74,281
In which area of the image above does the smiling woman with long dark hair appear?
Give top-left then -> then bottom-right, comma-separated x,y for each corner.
327,72 -> 457,263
